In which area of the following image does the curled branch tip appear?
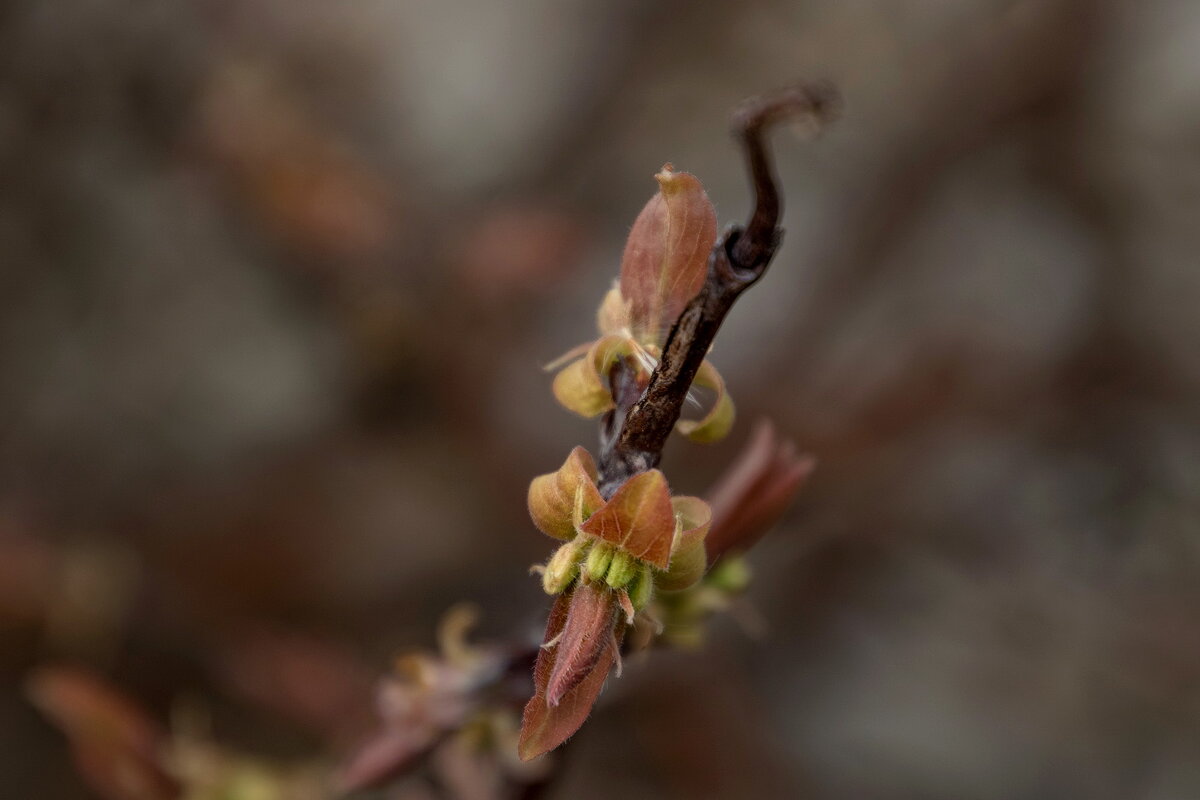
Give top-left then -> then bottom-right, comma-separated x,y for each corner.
730,81 -> 841,275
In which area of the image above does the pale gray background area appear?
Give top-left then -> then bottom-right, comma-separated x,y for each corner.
3,0 -> 1199,797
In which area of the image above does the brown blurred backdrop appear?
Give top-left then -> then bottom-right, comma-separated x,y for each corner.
3,0 -> 1200,797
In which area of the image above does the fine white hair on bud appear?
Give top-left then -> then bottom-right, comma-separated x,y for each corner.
584,542 -> 614,582
605,549 -> 637,589
629,564 -> 654,610
542,540 -> 585,595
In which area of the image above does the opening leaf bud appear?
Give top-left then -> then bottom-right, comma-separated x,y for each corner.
620,165 -> 717,344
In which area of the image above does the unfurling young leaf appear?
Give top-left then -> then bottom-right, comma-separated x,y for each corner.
675,359 -> 735,443
544,166 -> 737,434
545,581 -> 619,708
518,585 -> 623,761
704,419 -> 816,561
658,495 -> 712,591
595,285 -> 631,337
527,446 -> 604,540
550,335 -> 638,418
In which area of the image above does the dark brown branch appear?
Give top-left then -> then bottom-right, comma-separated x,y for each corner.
597,83 -> 838,497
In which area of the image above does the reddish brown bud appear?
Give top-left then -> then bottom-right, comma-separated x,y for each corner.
619,166 -> 717,343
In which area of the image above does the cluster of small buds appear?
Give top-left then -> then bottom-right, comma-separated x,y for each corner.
528,447 -> 712,614
542,533 -> 655,609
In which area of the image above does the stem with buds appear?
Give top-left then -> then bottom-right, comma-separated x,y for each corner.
597,83 -> 838,497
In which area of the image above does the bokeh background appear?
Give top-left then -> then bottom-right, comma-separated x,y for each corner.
4,0 -> 1200,797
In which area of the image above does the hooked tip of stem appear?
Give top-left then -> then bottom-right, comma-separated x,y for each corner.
732,81 -> 842,139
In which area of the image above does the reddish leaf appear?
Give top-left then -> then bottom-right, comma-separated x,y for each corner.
704,419 -> 816,560
620,166 -> 717,343
546,581 -> 618,707
518,588 -> 622,761
580,470 -> 675,568
26,666 -> 179,800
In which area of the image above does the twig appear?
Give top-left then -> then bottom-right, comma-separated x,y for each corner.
596,83 -> 838,497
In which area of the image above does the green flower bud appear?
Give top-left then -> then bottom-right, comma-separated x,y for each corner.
542,540 -> 585,595
628,564 -> 654,610
605,549 -> 637,589
584,542 -> 614,582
